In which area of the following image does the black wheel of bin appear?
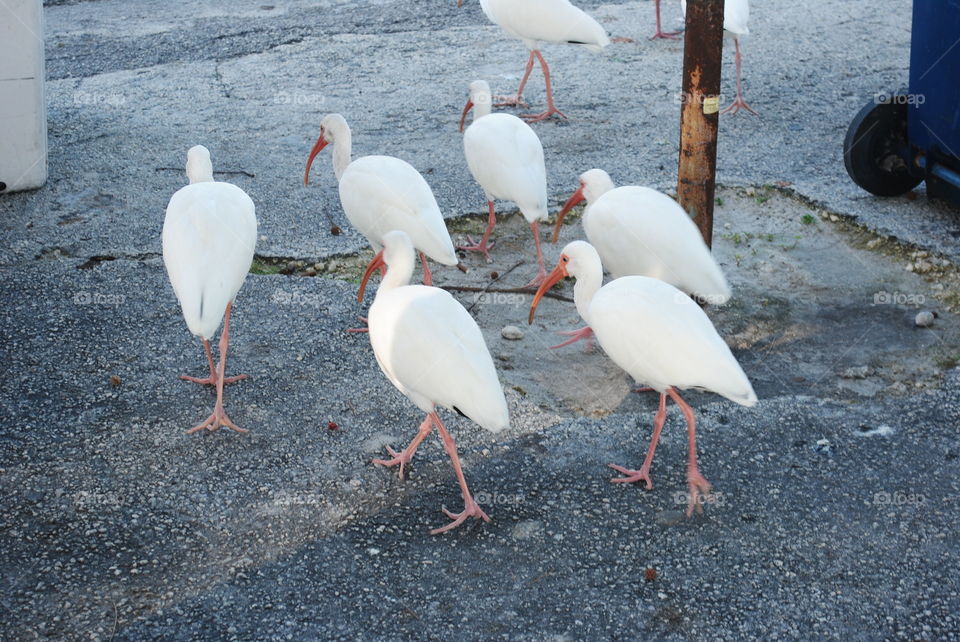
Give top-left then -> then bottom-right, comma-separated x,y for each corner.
843,95 -> 922,197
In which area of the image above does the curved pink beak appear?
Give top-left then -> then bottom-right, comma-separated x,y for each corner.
528,258 -> 569,324
304,135 -> 329,186
459,98 -> 474,133
357,250 -> 386,303
551,185 -> 585,244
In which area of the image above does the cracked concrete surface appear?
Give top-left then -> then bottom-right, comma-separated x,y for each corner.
1,0 -> 959,640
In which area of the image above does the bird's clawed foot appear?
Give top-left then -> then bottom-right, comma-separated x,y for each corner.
522,267 -> 549,289
430,496 -> 491,535
457,237 -> 496,263
494,94 -> 529,108
346,316 -> 370,334
521,107 -> 567,123
608,463 -> 654,490
372,445 -> 414,481
685,468 -> 713,516
722,98 -> 758,116
179,372 -> 248,386
549,326 -> 594,350
650,29 -> 682,40
186,402 -> 247,435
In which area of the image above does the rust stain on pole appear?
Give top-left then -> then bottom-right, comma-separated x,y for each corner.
678,0 -> 725,247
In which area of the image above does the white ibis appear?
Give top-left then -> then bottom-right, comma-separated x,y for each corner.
458,0 -> 610,122
459,79 -> 549,286
162,145 -> 257,434
358,230 -> 510,534
304,114 -> 459,287
550,169 -> 730,348
651,0 -> 682,40
529,241 -> 756,515
680,0 -> 756,115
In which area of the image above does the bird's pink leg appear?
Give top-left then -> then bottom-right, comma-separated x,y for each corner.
180,313 -> 248,386
372,413 -> 434,480
186,302 -> 247,435
457,201 -> 497,262
650,0 -> 682,40
419,251 -> 433,286
609,392 -> 668,488
521,50 -> 567,123
430,412 -> 491,534
667,388 -> 712,515
346,316 -> 370,334
549,326 -> 595,351
494,51 -> 534,108
722,37 -> 758,116
522,221 -> 549,288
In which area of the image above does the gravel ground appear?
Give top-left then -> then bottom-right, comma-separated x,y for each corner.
1,0 -> 959,640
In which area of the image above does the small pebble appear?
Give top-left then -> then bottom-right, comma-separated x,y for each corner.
840,366 -> 871,379
501,325 -> 524,340
304,268 -> 317,277
915,310 -> 935,328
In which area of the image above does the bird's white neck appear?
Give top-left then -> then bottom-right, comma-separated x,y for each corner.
472,99 -> 492,121
378,248 -> 416,294
572,258 -> 603,323
331,129 -> 352,181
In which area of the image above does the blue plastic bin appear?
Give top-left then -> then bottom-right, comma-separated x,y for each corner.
843,0 -> 960,205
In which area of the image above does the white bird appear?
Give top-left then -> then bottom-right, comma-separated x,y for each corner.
680,0 -> 756,115
304,114 -> 458,288
550,169 -> 730,348
162,145 -> 257,434
458,0 -> 610,122
358,230 -> 510,534
529,241 -> 756,515
459,80 -> 550,286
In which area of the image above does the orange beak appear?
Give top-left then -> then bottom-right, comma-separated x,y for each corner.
551,185 -> 585,244
304,135 -> 329,186
528,258 -> 568,324
457,0 -> 464,6
459,98 -> 474,133
357,249 -> 386,303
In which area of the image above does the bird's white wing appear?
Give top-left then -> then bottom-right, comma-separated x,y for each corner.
339,156 -> 457,265
584,187 -> 730,302
162,182 -> 257,340
464,114 -> 548,223
483,0 -> 610,50
588,276 -> 755,406
368,286 -> 510,432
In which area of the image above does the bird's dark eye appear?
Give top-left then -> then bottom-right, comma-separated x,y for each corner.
561,256 -> 569,263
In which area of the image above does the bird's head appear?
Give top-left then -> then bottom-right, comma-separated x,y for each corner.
357,230 -> 414,302
551,169 -> 614,243
185,145 -> 214,184
304,113 -> 348,186
459,79 -> 492,132
528,241 -> 598,324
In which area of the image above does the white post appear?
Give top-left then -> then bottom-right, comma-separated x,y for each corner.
0,0 -> 47,193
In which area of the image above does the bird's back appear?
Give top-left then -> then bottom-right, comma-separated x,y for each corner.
162,181 -> 257,339
339,156 -> 457,265
368,285 -> 510,432
588,276 -> 756,406
464,113 -> 548,223
584,186 -> 730,303
481,0 -> 610,50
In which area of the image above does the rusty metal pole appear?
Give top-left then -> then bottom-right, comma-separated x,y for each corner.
677,0 -> 725,248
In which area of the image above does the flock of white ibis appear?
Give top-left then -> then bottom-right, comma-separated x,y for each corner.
162,0 -> 757,533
